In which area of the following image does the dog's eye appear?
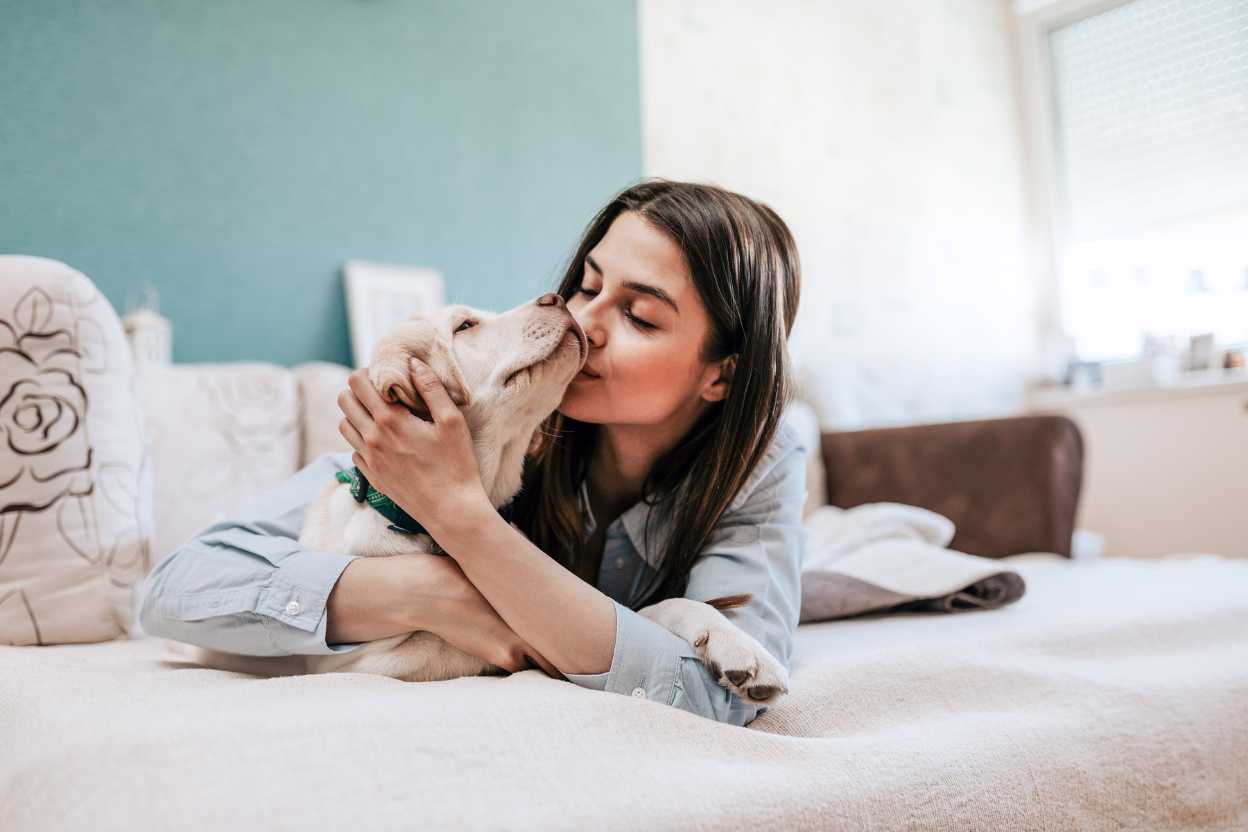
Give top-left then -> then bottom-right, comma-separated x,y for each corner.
454,319 -> 476,333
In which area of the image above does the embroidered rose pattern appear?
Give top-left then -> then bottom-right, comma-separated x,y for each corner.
0,286 -> 93,516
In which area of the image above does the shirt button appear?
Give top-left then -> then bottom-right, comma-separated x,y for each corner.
614,556 -> 625,570
285,600 -> 301,616
631,686 -> 646,699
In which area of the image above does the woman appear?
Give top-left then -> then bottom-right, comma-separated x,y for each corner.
136,178 -> 808,727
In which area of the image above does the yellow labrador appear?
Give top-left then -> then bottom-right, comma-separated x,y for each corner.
187,293 -> 788,704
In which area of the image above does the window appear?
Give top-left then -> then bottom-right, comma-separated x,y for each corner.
1046,0 -> 1248,362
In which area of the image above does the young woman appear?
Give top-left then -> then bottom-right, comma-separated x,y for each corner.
137,179 -> 808,727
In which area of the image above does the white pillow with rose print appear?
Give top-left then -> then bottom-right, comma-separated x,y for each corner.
0,255 -> 153,645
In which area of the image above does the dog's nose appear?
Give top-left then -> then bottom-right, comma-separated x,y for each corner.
536,292 -> 564,308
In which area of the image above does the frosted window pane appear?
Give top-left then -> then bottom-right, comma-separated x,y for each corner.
1048,0 -> 1248,362
1050,0 -> 1248,240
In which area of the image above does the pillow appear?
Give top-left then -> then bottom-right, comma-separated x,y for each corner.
0,255 -> 153,645
293,360 -> 353,467
135,361 -> 300,569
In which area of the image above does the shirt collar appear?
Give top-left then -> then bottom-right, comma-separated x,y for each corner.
575,419 -> 803,570
577,476 -> 667,570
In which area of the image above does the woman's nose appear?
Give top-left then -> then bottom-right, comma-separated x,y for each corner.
536,292 -> 565,308
560,292 -> 600,347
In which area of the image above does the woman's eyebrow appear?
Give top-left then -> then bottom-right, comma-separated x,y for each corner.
584,254 -> 680,316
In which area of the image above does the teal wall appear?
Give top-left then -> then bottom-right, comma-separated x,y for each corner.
0,0 -> 642,366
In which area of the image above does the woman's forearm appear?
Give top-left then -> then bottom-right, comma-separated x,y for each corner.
325,554 -> 448,644
428,497 -> 617,676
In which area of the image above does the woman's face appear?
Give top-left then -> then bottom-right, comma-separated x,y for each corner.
560,211 -> 728,426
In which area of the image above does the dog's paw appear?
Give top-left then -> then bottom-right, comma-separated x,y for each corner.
693,625 -> 789,705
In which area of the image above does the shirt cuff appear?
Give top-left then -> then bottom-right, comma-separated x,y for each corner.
562,599 -> 765,726
561,599 -> 689,707
562,669 -> 609,691
673,652 -> 762,727
255,546 -> 367,654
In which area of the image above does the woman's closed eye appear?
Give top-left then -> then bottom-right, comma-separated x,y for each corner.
575,287 -> 656,330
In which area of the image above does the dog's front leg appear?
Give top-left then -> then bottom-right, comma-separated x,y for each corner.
638,596 -> 788,704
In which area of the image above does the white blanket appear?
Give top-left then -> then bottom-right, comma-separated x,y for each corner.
2,552 -> 1246,830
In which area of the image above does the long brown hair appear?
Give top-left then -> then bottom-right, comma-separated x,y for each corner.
509,178 -> 801,611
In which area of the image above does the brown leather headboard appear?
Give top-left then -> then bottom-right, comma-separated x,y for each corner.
819,415 -> 1084,558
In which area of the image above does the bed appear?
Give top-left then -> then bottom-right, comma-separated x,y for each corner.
2,412 -> 1245,831
2,551 -> 1245,830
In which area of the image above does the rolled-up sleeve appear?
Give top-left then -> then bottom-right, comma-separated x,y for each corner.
135,451 -> 369,657
564,429 -> 808,727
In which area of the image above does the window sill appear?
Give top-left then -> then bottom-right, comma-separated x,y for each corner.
1025,368 -> 1248,410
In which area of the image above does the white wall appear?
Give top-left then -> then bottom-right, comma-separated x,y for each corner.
639,0 -> 1040,429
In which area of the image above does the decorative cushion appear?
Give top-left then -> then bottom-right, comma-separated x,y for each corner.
292,361 -> 353,467
135,362 -> 300,569
0,255 -> 153,645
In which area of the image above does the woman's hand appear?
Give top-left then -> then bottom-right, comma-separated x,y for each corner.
337,358 -> 488,542
420,555 -> 563,679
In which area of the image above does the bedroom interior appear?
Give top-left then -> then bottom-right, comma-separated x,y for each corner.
1,1 -> 1245,829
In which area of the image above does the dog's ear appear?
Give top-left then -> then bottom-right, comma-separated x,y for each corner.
368,316 -> 470,420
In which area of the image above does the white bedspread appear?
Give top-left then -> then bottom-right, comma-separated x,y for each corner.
2,552 -> 1246,831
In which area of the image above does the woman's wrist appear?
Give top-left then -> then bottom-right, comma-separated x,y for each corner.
404,553 -> 467,634
325,554 -> 452,644
428,487 -> 498,557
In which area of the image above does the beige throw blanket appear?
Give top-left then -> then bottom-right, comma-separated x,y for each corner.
800,502 -> 1027,622
2,552 -> 1246,830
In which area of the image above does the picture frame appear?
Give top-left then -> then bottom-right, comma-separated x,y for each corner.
343,260 -> 446,369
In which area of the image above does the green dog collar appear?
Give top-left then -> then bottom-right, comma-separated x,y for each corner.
334,466 -> 516,545
334,466 -> 430,537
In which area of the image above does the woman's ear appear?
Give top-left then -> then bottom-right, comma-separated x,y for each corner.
700,354 -> 737,403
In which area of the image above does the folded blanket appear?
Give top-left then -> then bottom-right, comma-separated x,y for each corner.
799,502 -> 1027,623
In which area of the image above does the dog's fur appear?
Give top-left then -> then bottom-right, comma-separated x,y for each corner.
185,295 -> 788,704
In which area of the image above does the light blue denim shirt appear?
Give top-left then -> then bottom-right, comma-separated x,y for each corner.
136,417 -> 808,727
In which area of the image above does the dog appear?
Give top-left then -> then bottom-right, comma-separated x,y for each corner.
184,293 -> 788,704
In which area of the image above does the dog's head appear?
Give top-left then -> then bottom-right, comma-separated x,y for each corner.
366,293 -> 588,496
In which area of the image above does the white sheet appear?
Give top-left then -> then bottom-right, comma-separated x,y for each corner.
2,552 -> 1246,831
